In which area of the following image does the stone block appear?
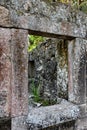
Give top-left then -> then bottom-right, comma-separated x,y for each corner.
12,116 -> 27,130
11,29 -> 28,117
75,117 -> 87,130
0,6 -> 10,27
26,100 -> 79,129
0,28 -> 11,119
78,104 -> 87,117
0,1 -> 87,39
68,38 -> 87,105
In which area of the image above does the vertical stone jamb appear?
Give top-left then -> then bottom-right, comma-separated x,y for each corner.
0,28 -> 11,118
68,38 -> 87,114
68,40 -> 75,103
11,29 -> 28,130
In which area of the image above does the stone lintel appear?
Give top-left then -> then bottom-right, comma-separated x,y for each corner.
0,1 -> 87,39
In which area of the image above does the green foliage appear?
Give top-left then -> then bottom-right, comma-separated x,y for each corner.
30,80 -> 57,106
79,1 -> 87,13
31,81 -> 57,106
28,35 -> 46,52
42,100 -> 50,106
31,80 -> 41,102
42,99 -> 57,106
48,0 -> 87,13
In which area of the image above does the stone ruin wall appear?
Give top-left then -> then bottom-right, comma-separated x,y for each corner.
0,0 -> 87,130
28,38 -> 87,130
28,39 -> 58,102
28,38 -> 68,103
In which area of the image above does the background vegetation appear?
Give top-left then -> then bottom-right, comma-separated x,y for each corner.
51,0 -> 87,13
28,35 -> 46,52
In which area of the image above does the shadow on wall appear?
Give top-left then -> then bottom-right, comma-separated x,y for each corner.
42,120 -> 75,130
0,120 -> 11,130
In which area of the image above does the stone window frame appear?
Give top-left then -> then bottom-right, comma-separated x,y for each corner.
27,33 -> 87,108
68,39 -> 87,115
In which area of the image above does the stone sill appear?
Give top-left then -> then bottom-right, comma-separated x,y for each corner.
26,100 -> 80,129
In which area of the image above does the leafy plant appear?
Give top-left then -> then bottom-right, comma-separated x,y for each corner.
79,1 -> 87,13
31,80 -> 41,102
28,35 -> 46,52
30,80 -> 57,106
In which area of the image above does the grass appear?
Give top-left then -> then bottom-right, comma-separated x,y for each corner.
30,80 -> 57,106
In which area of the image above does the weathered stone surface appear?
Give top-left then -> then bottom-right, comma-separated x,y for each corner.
29,39 -> 57,102
78,104 -> 87,117
58,121 -> 75,130
26,100 -> 79,129
12,116 -> 27,130
68,38 -> 87,105
56,40 -> 68,99
0,1 -> 87,39
11,29 -> 28,117
28,121 -> 75,130
42,121 -> 75,130
0,0 -> 87,130
28,39 -> 68,106
75,117 -> 87,130
0,28 -> 11,119
0,6 -> 10,26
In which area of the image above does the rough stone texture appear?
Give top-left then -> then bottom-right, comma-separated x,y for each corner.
78,104 -> 87,118
0,1 -> 87,39
12,116 -> 27,130
28,38 -> 68,105
11,29 -> 28,117
58,121 -> 75,130
42,121 -> 75,130
0,0 -> 87,130
29,39 -> 57,102
26,100 -> 79,130
0,6 -> 10,26
56,40 -> 68,99
68,38 -> 87,107
75,117 -> 87,130
0,28 -> 11,119
0,28 -> 28,129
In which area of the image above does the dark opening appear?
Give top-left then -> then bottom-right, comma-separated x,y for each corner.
28,61 -> 35,79
0,120 -> 11,130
